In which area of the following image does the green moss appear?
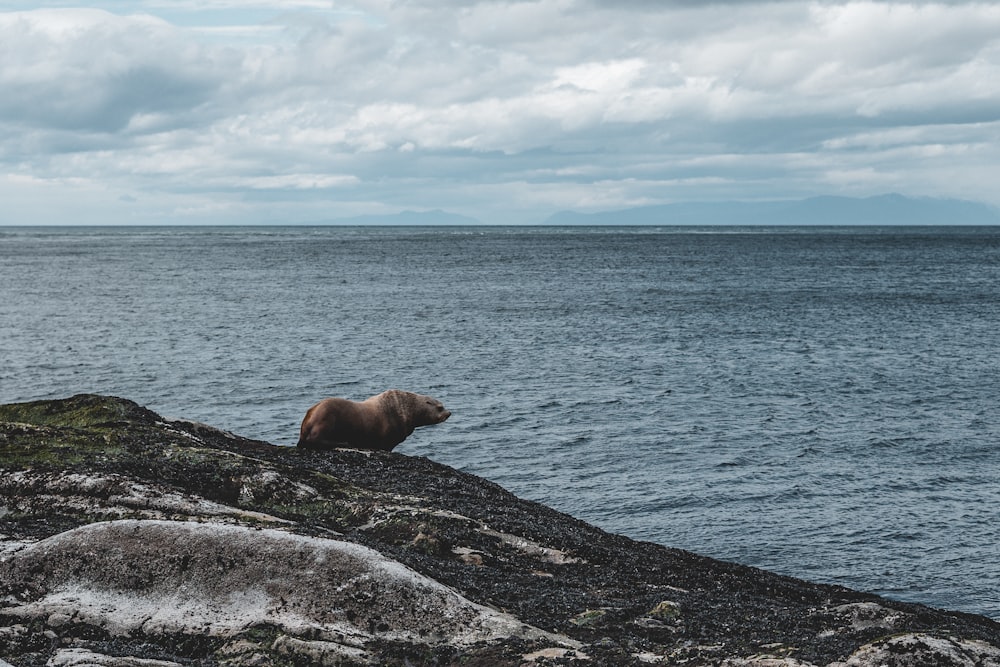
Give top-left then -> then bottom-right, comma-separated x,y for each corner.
0,422 -> 126,469
569,609 -> 608,627
296,469 -> 359,498
0,395 -> 154,471
324,503 -> 373,530
0,394 -> 154,430
648,600 -> 681,622
163,446 -> 256,478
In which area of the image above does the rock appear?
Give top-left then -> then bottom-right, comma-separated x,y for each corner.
46,649 -> 185,666
721,658 -> 816,667
827,601 -> 909,633
569,609 -> 609,628
2,519 -> 564,648
271,635 -> 372,666
2,394 -> 1000,666
835,633 -> 1000,667
521,646 -> 591,662
647,600 -> 682,622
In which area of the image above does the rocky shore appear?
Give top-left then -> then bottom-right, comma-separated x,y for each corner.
1,394 -> 999,666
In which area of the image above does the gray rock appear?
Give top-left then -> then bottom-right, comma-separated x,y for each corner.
47,648 -> 185,666
2,519 -> 570,651
835,633 -> 1000,667
828,602 -> 910,633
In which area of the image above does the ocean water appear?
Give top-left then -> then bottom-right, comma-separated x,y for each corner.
2,225 -> 999,619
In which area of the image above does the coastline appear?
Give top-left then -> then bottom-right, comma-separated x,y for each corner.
2,394 -> 998,666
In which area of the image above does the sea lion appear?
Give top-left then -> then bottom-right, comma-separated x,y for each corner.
297,389 -> 451,451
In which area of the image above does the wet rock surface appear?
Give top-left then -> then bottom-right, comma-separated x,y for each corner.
2,394 -> 999,666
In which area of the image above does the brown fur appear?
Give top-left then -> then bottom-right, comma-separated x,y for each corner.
297,389 -> 451,451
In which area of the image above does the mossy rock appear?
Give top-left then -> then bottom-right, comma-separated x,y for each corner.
569,609 -> 608,628
0,393 -> 157,430
647,600 -> 681,622
0,394 -> 169,472
0,421 -> 125,469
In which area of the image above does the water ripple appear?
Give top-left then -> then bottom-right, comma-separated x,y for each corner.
2,225 -> 1000,619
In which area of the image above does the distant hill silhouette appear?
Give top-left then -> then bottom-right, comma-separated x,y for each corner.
545,194 -> 1000,226
329,209 -> 482,225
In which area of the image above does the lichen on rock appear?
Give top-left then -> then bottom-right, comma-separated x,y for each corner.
2,519 -> 564,651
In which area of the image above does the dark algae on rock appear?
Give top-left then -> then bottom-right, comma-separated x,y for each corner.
2,395 -> 999,666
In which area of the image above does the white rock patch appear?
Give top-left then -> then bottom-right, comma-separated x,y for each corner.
0,519 -> 572,649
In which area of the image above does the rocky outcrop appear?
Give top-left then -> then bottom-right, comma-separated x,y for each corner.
4,520 -> 564,653
2,394 -> 999,666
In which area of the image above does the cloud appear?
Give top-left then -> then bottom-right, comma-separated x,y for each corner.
0,10 -> 227,133
2,1 -> 1000,224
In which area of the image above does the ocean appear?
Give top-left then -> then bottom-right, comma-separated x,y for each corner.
1,225 -> 998,619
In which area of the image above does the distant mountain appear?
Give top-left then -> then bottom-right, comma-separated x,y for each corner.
545,194 -> 1000,226
329,209 -> 481,225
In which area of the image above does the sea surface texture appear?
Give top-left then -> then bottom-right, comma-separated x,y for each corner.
2,225 -> 998,619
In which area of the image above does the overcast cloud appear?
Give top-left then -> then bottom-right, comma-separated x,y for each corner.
1,0 -> 999,224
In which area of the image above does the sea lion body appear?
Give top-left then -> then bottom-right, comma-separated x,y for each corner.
297,389 -> 450,451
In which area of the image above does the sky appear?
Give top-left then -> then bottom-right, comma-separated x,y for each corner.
1,1 -> 1000,225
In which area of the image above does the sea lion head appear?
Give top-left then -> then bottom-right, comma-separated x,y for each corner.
423,395 -> 451,425
388,390 -> 450,427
